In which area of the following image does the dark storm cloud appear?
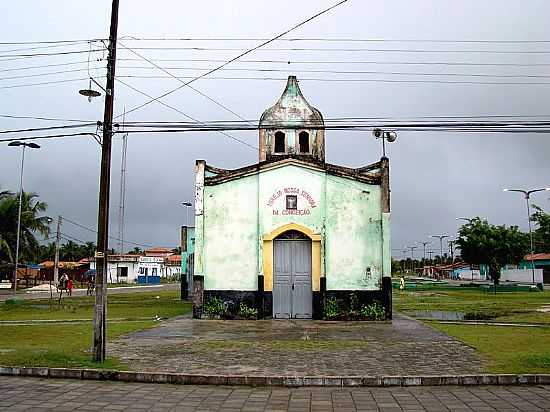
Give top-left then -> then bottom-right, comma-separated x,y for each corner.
1,0 -> 549,255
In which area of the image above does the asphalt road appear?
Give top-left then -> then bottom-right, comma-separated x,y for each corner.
0,282 -> 180,301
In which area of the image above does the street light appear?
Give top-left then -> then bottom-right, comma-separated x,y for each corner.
431,234 -> 450,264
417,241 -> 431,261
503,187 -> 550,285
181,202 -> 193,226
7,141 -> 41,291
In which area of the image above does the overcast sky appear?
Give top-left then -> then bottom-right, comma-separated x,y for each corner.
1,1 -> 549,258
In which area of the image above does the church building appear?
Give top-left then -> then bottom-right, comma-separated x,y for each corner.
192,76 -> 391,319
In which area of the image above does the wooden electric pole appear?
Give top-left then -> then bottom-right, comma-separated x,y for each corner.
53,215 -> 62,286
93,0 -> 120,363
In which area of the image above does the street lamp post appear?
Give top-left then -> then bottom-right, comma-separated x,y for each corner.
181,202 -> 192,226
504,187 -> 550,285
417,241 -> 431,263
431,234 -> 450,265
8,141 -> 40,292
407,245 -> 418,273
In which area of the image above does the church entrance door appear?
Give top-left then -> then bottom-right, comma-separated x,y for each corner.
273,231 -> 312,319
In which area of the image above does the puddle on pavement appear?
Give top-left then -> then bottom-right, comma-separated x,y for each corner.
411,310 -> 465,320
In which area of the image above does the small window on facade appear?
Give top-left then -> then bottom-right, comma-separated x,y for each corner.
299,131 -> 309,153
286,195 -> 297,210
274,131 -> 285,153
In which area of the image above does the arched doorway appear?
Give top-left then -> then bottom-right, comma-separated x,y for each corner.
273,230 -> 312,319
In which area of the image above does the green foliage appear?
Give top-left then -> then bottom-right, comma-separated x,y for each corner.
531,204 -> 550,252
359,301 -> 386,321
237,302 -> 258,319
203,297 -> 227,318
0,190 -> 50,266
324,297 -> 340,320
456,217 -> 529,283
39,240 -> 96,262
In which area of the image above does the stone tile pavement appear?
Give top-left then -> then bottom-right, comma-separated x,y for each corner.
1,376 -> 550,411
109,314 -> 482,376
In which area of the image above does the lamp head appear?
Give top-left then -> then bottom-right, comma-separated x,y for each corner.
8,141 -> 22,147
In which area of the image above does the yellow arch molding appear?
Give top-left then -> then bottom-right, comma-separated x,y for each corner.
262,223 -> 321,292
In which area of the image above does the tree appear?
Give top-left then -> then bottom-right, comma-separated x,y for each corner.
128,247 -> 143,255
531,204 -> 550,252
456,218 -> 529,285
0,190 -> 50,265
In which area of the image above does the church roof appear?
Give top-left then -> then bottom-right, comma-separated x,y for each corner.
202,156 -> 383,186
259,76 -> 324,128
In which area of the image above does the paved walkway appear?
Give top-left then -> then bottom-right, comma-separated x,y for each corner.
109,314 -> 482,376
2,377 -> 550,411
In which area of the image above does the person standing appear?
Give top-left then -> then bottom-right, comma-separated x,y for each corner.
67,277 -> 73,296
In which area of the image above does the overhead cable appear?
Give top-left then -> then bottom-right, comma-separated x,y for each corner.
119,0 -> 349,118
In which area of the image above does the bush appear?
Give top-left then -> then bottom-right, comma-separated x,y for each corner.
203,297 -> 227,318
325,297 -> 340,320
359,301 -> 386,321
237,302 -> 258,319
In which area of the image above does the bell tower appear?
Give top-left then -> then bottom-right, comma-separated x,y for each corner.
258,76 -> 325,163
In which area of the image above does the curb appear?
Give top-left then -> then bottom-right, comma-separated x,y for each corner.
1,367 -> 549,387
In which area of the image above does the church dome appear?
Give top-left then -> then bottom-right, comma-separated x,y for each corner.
259,76 -> 324,128
258,76 -> 326,163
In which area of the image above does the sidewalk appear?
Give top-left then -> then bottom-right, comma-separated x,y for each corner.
2,376 -> 549,411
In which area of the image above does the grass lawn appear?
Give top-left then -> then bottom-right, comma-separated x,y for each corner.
394,288 -> 550,323
394,287 -> 550,373
0,291 -> 191,368
429,322 -> 550,374
0,290 -> 189,321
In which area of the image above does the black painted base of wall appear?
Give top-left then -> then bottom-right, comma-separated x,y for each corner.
198,287 -> 392,320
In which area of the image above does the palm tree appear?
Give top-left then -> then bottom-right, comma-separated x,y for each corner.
0,191 -> 50,264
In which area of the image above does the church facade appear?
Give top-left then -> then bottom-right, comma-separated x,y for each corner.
192,76 -> 391,319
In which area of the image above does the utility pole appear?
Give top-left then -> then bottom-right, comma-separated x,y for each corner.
53,215 -> 62,286
407,246 -> 418,273
431,234 -> 450,264
93,0 -> 120,363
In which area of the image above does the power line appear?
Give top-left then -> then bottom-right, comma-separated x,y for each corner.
0,132 -> 101,144
115,77 -> 257,150
0,60 -> 93,73
119,0 -> 349,118
114,74 -> 550,85
0,76 -> 106,90
118,36 -> 550,44
0,114 -> 94,123
116,57 -> 550,67
0,67 -> 104,81
118,42 -> 250,123
114,66 -> 550,79
0,41 -> 101,54
0,123 -> 96,135
8,64 -> 550,82
116,46 -> 550,54
62,216 -> 154,248
0,48 -> 105,61
0,38 -> 106,45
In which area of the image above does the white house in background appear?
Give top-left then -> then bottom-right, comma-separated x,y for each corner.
90,254 -> 140,283
165,254 -> 182,280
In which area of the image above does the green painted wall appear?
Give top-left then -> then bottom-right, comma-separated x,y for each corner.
196,162 -> 389,292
